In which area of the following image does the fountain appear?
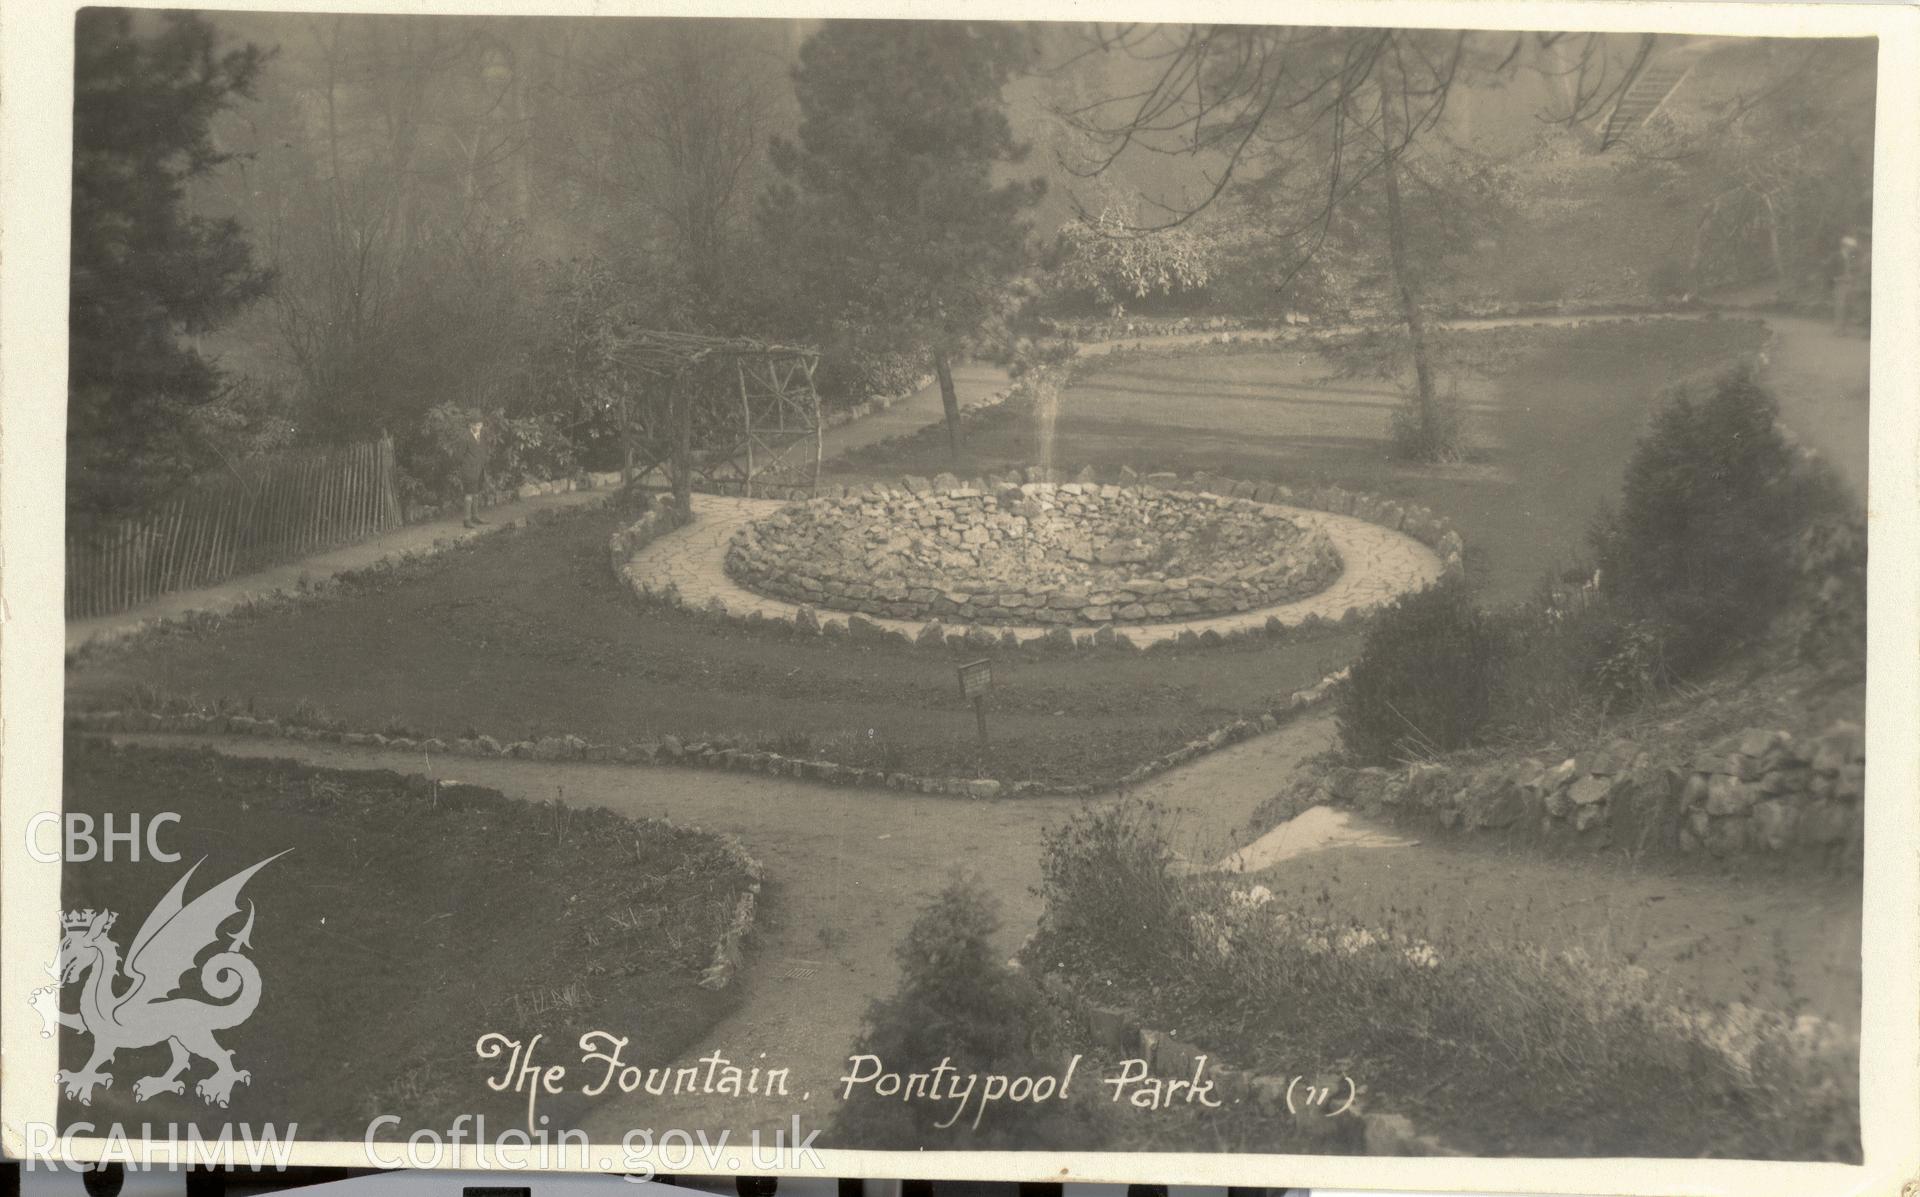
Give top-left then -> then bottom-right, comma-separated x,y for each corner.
723,481 -> 1343,627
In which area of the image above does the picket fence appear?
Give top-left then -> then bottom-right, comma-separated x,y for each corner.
66,437 -> 403,619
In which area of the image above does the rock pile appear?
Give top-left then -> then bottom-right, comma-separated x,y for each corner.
725,482 -> 1341,627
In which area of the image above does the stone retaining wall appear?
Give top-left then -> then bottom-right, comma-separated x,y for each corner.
725,482 -> 1341,627
1298,720 -> 1864,864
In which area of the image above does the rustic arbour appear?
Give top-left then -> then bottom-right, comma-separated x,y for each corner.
610,329 -> 825,511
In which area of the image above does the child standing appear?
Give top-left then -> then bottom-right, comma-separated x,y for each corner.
461,415 -> 492,529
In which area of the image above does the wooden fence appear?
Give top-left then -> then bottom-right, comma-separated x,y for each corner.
66,437 -> 403,619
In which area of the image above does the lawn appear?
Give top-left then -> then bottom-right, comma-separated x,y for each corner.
55,741 -> 752,1139
838,319 -> 1772,603
66,507 -> 1360,786
66,320 -> 1765,785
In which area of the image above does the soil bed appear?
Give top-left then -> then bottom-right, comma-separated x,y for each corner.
55,741 -> 752,1138
66,506 -> 1358,786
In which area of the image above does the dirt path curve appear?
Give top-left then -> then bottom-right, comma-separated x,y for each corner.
109,720 -> 1331,1140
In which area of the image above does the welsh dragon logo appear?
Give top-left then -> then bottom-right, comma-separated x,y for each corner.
34,853 -> 287,1108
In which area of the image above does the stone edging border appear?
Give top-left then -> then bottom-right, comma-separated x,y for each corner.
65,661 -> 1346,802
617,467 -> 1463,655
1027,967 -> 1462,1156
699,833 -> 764,990
1043,300 -> 1723,346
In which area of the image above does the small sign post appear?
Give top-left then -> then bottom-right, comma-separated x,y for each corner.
957,658 -> 993,749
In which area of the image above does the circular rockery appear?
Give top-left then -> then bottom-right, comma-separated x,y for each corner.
723,481 -> 1342,627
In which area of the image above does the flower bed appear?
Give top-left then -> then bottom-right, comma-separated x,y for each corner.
724,482 -> 1342,627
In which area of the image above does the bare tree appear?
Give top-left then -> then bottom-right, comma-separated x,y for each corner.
544,21 -> 778,316
227,15 -> 538,441
1054,26 -> 1652,459
1625,40 -> 1875,300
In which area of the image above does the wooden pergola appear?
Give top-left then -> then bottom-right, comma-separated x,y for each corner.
610,329 -> 824,506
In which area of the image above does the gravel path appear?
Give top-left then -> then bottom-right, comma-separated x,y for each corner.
108,719 -> 1335,1142
1754,315 -> 1870,503
623,496 -> 1442,647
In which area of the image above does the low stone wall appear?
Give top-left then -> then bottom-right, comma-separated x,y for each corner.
1297,720 -> 1864,864
725,482 -> 1341,627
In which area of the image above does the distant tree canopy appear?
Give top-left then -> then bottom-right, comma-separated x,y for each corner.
1628,38 -> 1876,301
760,20 -> 1045,458
68,15 -> 1876,515
1055,26 -> 1652,460
69,10 -> 273,525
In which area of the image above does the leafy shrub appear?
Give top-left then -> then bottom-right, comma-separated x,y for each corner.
835,877 -> 1102,1148
812,333 -> 928,409
1485,574 -> 1682,740
1647,255 -> 1695,300
406,403 -> 579,502
490,412 -> 577,489
1045,201 -> 1215,317
407,403 -> 484,501
1338,579 -> 1508,764
1030,798 -> 1189,979
1032,811 -> 1858,1158
1590,368 -> 1813,673
1789,504 -> 1867,666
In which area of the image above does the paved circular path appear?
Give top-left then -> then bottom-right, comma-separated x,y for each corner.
623,494 -> 1443,646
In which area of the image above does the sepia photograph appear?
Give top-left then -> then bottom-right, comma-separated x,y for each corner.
2,1 -> 1913,1189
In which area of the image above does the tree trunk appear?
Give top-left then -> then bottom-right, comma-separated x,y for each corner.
670,378 -> 693,519
1761,192 -> 1786,295
1380,142 -> 1441,455
934,352 -> 963,462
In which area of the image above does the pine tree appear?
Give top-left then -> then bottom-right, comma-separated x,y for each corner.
68,10 -> 273,525
761,21 -> 1044,460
